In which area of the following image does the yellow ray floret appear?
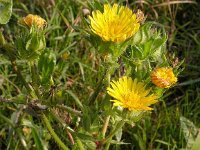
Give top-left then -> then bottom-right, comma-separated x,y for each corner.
151,67 -> 177,88
107,76 -> 158,111
89,4 -> 141,43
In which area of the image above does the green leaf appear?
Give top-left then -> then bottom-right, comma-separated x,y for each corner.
87,0 -> 104,12
132,23 -> 151,45
130,22 -> 167,61
115,126 -> 122,142
191,136 -> 200,150
0,0 -> 12,24
110,140 -> 130,145
134,134 -> 146,150
74,132 -> 94,141
0,31 -> 6,45
22,119 -> 47,150
32,128 -> 45,150
66,90 -> 83,109
126,111 -> 144,124
151,36 -> 167,53
84,140 -> 96,150
142,40 -> 153,59
38,50 -> 56,86
180,116 -> 198,149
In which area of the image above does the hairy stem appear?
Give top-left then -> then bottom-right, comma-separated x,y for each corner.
42,113 -> 69,150
57,105 -> 82,117
11,60 -> 36,99
30,61 -> 41,99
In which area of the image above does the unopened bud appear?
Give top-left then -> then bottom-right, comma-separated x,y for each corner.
19,14 -> 47,29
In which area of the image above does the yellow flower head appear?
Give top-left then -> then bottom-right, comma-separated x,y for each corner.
20,14 -> 47,29
89,4 -> 141,43
107,76 -> 158,111
151,67 -> 177,88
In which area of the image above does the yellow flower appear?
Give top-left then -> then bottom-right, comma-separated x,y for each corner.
20,14 -> 47,29
107,76 -> 158,111
89,4 -> 141,43
151,67 -> 177,88
61,52 -> 70,60
22,127 -> 31,135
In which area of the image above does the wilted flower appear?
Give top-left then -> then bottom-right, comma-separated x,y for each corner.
107,76 -> 158,111
19,14 -> 47,29
136,9 -> 145,23
151,67 -> 177,88
89,4 -> 141,43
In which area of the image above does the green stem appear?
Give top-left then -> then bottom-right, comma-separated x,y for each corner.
0,113 -> 28,150
1,40 -> 34,98
49,110 -> 74,132
105,142 -> 111,150
57,105 -> 82,117
50,110 -> 75,145
105,69 -> 111,86
101,66 -> 113,138
11,60 -> 36,98
0,31 -> 5,46
88,68 -> 107,105
135,60 -> 144,80
42,114 -> 69,150
30,61 -> 41,99
0,112 -> 15,128
76,137 -> 85,150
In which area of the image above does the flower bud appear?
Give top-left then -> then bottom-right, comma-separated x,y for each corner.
151,67 -> 177,88
16,30 -> 46,60
136,9 -> 144,23
19,14 -> 47,29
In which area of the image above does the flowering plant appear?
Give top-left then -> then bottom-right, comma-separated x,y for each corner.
0,2 -> 183,150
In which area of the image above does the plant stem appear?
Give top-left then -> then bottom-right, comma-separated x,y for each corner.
11,60 -> 37,98
102,115 -> 110,138
57,105 -> 82,117
102,120 -> 125,145
88,68 -> 107,105
105,142 -> 111,150
42,113 -> 69,150
0,112 -> 15,128
1,43 -> 36,98
105,69 -> 111,86
30,61 -> 41,99
101,66 -> 113,138
49,110 -> 75,145
76,137 -> 85,150
0,113 -> 28,149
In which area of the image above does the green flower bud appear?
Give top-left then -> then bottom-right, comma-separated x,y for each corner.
130,23 -> 167,61
16,29 -> 46,60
